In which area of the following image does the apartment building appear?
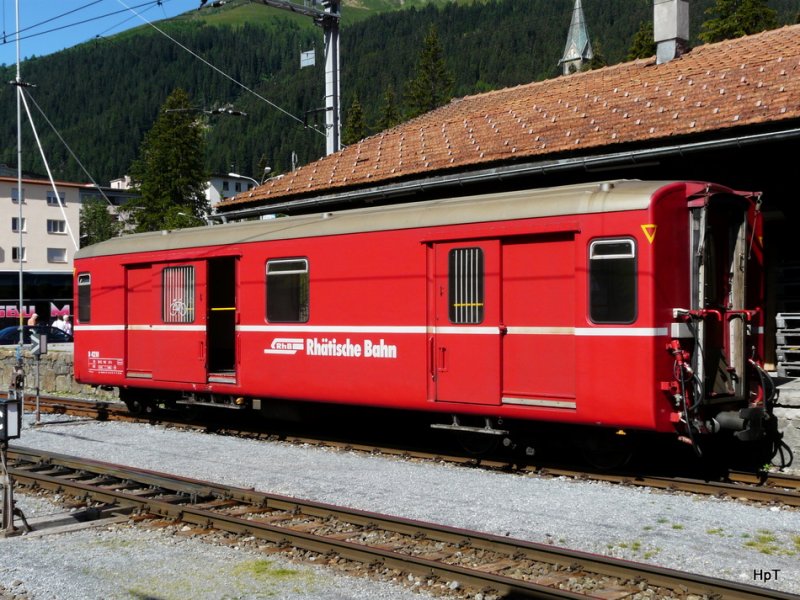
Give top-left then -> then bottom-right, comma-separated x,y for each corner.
0,172 -> 136,326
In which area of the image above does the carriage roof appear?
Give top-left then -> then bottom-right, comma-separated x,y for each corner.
76,180 -> 673,259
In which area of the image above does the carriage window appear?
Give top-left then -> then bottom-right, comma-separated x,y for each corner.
449,248 -> 484,324
589,239 -> 636,324
162,266 -> 195,323
77,273 -> 91,323
267,259 -> 309,323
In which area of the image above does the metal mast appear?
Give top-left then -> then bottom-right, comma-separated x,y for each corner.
322,0 -> 340,155
254,0 -> 341,155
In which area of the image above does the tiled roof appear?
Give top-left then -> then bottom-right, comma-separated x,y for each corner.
220,24 -> 800,210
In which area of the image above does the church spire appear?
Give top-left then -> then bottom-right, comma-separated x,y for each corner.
559,0 -> 593,75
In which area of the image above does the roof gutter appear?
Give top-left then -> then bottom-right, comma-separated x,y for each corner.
212,126 -> 800,222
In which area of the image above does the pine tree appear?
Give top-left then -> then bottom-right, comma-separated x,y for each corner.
129,88 -> 209,232
627,21 -> 656,60
342,95 -> 368,146
79,197 -> 122,247
405,25 -> 455,119
377,86 -> 402,132
700,0 -> 778,43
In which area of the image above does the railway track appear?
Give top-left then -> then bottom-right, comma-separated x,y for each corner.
5,447 -> 793,600
16,395 -> 800,509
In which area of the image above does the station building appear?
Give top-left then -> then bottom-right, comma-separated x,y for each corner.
216,19 -> 800,370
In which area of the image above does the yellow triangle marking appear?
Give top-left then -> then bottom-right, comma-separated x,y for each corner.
642,224 -> 657,244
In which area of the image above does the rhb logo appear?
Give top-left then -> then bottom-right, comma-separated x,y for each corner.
264,338 -> 304,355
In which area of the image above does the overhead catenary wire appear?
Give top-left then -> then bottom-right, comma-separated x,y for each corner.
5,0 -> 322,225
25,89 -> 136,231
3,0 -> 319,139
1,0 -> 162,46
17,88 -> 79,251
115,0 -> 326,138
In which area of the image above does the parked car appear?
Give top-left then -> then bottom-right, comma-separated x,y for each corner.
0,325 -> 73,345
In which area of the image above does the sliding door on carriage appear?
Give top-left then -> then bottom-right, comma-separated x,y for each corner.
501,234 -> 576,409
432,241 -> 501,405
126,265 -> 155,378
152,261 -> 208,384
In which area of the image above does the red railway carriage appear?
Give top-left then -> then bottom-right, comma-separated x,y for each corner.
72,180 -> 776,456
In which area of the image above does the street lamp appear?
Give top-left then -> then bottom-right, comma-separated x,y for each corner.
228,166 -> 272,186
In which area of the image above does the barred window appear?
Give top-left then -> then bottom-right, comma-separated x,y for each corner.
589,239 -> 637,324
162,266 -> 195,323
267,259 -> 309,323
78,273 -> 91,323
448,248 -> 484,324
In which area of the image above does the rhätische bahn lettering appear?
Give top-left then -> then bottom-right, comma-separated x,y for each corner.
267,337 -> 398,359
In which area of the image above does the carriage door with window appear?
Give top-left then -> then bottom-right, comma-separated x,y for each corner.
153,262 -> 208,383
433,241 -> 501,405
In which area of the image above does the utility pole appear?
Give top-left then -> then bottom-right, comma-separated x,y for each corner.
252,0 -> 341,155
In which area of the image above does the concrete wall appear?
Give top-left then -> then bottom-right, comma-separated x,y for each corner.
0,347 -> 116,401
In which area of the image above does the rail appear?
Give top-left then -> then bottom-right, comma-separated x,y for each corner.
11,395 -> 800,507
6,447 -> 793,600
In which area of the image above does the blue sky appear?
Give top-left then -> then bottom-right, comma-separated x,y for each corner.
0,0 -> 199,66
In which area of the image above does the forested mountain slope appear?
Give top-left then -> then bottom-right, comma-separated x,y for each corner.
0,0 -> 797,182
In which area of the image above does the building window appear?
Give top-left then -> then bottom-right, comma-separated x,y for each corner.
162,266 -> 195,324
235,182 -> 242,192
47,191 -> 66,206
11,188 -> 24,204
247,184 -> 254,191
11,217 -> 26,232
12,247 -> 26,262
47,248 -> 68,263
448,247 -> 484,324
222,181 -> 229,191
47,219 -> 67,234
78,273 -> 91,322
589,238 -> 637,324
267,259 -> 309,323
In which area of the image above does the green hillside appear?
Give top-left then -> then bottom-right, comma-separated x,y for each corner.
0,0 -> 797,184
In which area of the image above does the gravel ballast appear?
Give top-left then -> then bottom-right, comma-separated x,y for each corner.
3,414 -> 800,598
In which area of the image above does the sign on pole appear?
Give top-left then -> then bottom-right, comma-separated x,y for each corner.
30,332 -> 47,356
300,49 -> 315,68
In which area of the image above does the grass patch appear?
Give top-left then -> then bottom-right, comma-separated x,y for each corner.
742,531 -> 797,556
233,560 -> 302,581
606,540 -> 651,558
